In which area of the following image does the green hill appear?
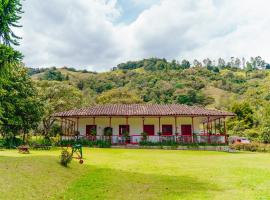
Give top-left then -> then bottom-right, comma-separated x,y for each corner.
28,58 -> 270,140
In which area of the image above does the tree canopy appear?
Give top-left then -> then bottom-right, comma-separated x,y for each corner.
0,0 -> 23,46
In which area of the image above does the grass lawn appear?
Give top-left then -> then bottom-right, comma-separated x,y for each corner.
1,148 -> 270,200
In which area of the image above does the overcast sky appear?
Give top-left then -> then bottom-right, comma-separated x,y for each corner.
17,0 -> 270,71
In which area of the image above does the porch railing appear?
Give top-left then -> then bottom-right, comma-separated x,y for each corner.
62,134 -> 227,145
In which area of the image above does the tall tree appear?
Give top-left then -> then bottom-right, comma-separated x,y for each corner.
0,0 -> 23,46
36,81 -> 83,138
0,65 -> 44,142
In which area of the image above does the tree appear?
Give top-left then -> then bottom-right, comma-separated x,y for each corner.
96,88 -> 143,104
193,59 -> 202,67
180,59 -> 190,69
0,65 -> 44,142
0,44 -> 22,69
217,58 -> 225,69
36,81 -> 83,138
42,69 -> 67,81
0,0 -> 23,46
203,58 -> 212,69
231,102 -> 254,128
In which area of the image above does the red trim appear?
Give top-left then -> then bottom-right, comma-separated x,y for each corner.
143,125 -> 155,136
181,125 -> 192,136
85,125 -> 97,136
119,125 -> 130,135
162,125 -> 173,135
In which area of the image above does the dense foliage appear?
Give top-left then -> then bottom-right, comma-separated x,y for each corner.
0,0 -> 23,45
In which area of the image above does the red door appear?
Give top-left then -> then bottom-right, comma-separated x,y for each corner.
162,125 -> 173,135
143,125 -> 155,136
181,125 -> 192,135
86,125 -> 97,136
119,125 -> 130,135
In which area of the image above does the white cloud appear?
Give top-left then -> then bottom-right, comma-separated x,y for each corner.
17,0 -> 270,71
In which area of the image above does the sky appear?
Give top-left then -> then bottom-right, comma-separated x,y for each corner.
17,0 -> 270,71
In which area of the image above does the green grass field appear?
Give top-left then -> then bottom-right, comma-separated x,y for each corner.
1,148 -> 270,200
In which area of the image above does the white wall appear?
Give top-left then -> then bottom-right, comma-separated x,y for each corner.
74,116 -> 205,136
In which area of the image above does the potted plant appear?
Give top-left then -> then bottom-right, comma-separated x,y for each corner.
141,132 -> 147,141
104,127 -> 113,137
90,129 -> 97,140
122,130 -> 130,143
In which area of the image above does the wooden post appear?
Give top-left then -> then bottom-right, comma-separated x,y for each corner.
191,117 -> 194,143
214,119 -> 217,134
61,118 -> 63,133
211,120 -> 213,134
76,117 -> 79,132
158,117 -> 161,133
219,118 -> 221,134
174,116 -> 177,134
142,117 -> 145,130
203,122 -> 205,134
207,117 -> 210,143
109,117 -> 112,127
93,117 -> 96,125
224,117 -> 227,144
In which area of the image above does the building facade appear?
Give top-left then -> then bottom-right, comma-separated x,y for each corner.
54,104 -> 235,144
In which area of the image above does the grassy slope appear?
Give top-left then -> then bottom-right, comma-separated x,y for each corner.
203,86 -> 236,109
1,148 -> 270,200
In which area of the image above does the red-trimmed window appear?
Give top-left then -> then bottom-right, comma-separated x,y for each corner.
181,125 -> 192,136
162,125 -> 173,135
143,125 -> 155,136
86,125 -> 97,136
119,125 -> 130,135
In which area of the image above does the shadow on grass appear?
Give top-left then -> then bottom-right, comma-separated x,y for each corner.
56,165 -> 221,200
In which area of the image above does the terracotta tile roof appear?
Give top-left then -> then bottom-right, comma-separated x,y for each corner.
53,104 -> 235,117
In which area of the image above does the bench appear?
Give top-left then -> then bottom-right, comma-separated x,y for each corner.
33,144 -> 52,150
18,145 -> 30,154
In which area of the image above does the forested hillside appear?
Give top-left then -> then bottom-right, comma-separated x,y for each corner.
28,57 -> 270,141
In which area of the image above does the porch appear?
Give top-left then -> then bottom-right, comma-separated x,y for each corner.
55,104 -> 235,145
62,134 -> 228,145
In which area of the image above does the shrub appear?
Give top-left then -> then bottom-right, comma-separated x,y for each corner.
141,132 -> 147,141
96,140 -> 111,148
260,127 -> 270,143
103,127 -> 113,136
1,137 -> 23,148
60,149 -> 72,167
229,142 -> 270,152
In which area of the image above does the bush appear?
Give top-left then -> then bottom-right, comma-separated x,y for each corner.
1,137 -> 23,148
103,127 -> 113,136
57,138 -> 111,148
260,127 -> 270,143
230,142 -> 270,152
60,149 -> 72,167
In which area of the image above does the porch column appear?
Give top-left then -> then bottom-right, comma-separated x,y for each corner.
207,117 -> 211,143
142,117 -> 145,131
219,118 -> 221,134
203,122 -> 205,134
61,118 -> 63,133
76,117 -> 79,133
191,117 -> 194,143
224,117 -> 227,144
214,119 -> 216,134
158,117 -> 161,133
109,117 -> 112,127
174,116 -> 177,134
